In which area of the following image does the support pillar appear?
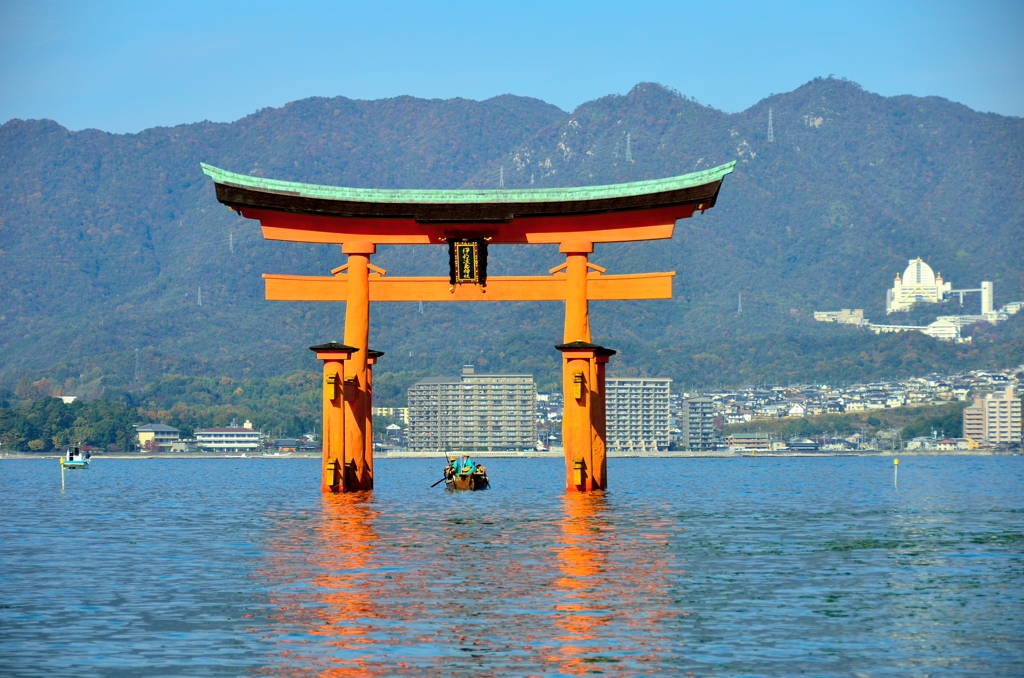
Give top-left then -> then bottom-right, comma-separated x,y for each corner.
557,341 -> 599,491
342,242 -> 375,491
591,347 -> 615,490
310,342 -> 357,493
365,350 -> 384,470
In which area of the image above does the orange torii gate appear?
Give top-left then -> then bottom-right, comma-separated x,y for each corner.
202,161 -> 734,492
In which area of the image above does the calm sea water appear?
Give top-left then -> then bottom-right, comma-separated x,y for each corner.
1,456 -> 1022,676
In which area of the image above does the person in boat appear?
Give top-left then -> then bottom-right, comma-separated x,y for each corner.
453,453 -> 477,476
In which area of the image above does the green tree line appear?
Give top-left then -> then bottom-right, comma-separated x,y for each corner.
0,396 -> 138,452
1,370 -> 328,452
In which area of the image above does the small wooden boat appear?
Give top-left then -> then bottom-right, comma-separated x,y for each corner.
444,459 -> 490,491
60,446 -> 90,469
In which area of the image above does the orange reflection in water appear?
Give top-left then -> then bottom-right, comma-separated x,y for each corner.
258,488 -> 683,675
263,492 -> 381,677
549,492 -> 615,674
545,493 -> 681,674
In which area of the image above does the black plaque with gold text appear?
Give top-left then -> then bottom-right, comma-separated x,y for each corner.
447,239 -> 488,286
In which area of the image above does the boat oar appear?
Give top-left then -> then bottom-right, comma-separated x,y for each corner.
431,448 -> 454,487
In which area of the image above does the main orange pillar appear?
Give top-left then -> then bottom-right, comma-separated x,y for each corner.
559,240 -> 603,491
561,241 -> 593,343
343,242 -> 375,491
311,342 -> 356,492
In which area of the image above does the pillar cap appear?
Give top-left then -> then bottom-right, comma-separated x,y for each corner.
556,341 -> 617,359
559,240 -> 594,254
556,340 -> 602,352
342,242 -> 377,254
310,341 -> 360,353
367,349 -> 385,359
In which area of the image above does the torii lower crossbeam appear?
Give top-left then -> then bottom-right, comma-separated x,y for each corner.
264,272 -> 674,302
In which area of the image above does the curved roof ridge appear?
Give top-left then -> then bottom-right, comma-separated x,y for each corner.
200,161 -> 735,205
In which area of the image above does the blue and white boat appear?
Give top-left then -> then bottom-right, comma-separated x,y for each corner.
61,446 -> 90,469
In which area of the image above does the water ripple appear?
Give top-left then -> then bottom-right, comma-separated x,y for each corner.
1,456 -> 1022,675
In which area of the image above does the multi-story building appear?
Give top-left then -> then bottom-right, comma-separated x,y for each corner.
195,420 -> 261,454
726,432 -> 771,451
407,366 -> 536,452
135,423 -> 180,452
963,387 -> 1022,445
813,309 -> 866,325
887,258 -> 951,313
372,407 -> 409,424
682,397 -> 715,450
606,378 -> 671,452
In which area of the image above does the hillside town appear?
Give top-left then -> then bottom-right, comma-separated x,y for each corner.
692,367 -> 1019,425
667,366 -> 1021,452
104,365 -> 1022,457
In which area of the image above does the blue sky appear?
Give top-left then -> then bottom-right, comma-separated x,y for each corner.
1,0 -> 1021,133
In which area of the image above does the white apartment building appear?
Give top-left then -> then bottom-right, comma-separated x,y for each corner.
606,378 -> 671,452
195,420 -> 261,453
682,397 -> 715,450
963,387 -> 1022,445
407,366 -> 536,452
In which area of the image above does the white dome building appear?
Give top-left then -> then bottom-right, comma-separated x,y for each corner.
886,258 -> 951,313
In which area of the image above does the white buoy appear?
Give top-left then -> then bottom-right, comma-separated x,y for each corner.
894,458 -> 899,488
60,458 -> 65,491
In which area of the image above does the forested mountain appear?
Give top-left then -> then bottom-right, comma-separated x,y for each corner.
2,78 -> 1022,415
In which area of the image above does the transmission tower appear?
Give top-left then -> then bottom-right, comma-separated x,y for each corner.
626,133 -> 633,163
418,300 -> 424,315
768,107 -> 774,142
737,292 -> 742,315
198,286 -> 202,306
134,348 -> 140,383
499,166 -> 504,188
229,231 -> 234,253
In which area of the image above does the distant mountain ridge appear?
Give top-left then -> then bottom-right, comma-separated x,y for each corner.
1,77 -> 1022,400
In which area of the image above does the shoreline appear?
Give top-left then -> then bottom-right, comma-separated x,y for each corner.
2,450 -> 1017,460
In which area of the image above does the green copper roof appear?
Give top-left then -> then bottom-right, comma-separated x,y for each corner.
200,161 -> 735,205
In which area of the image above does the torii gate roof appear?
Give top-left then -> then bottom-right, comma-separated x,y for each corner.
202,161 -> 734,245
